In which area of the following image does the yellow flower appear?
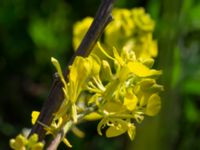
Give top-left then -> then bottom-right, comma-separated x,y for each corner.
49,7 -> 163,143
97,118 -> 136,140
9,134 -> 44,150
132,8 -> 155,32
10,134 -> 27,150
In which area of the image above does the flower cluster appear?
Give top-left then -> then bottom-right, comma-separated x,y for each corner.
71,8 -> 163,140
10,134 -> 44,150
73,8 -> 157,60
10,8 -> 163,149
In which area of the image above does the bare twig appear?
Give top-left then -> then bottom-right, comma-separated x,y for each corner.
29,0 -> 117,144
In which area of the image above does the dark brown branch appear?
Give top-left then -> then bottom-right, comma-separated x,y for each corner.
29,0 -> 117,143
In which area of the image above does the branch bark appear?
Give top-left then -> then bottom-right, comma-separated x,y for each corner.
29,0 -> 117,144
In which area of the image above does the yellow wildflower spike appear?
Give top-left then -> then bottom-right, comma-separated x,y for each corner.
31,111 -> 40,125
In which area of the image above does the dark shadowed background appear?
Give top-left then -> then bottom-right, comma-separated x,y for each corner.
0,0 -> 200,149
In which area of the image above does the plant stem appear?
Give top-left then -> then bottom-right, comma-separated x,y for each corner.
47,121 -> 73,150
29,0 -> 117,143
46,106 -> 98,150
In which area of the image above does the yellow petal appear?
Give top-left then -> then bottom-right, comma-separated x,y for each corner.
97,118 -> 107,136
146,94 -> 161,116
124,92 -> 138,111
72,126 -> 85,138
28,134 -> 38,146
100,60 -> 113,81
9,139 -> 16,149
51,57 -> 67,89
63,138 -> 72,148
141,58 -> 155,68
150,40 -> 158,57
106,126 -> 127,138
31,111 -> 40,125
31,142 -> 44,150
97,42 -> 115,61
113,47 -> 124,66
102,102 -> 125,113
105,119 -> 128,138
69,56 -> 92,103
127,123 -> 136,140
10,136 -> 26,150
84,112 -> 102,121
127,61 -> 161,77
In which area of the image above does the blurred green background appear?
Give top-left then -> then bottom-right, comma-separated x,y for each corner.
0,0 -> 200,149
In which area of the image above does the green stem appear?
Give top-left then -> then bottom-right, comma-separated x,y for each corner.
46,121 -> 73,150
46,105 -> 98,149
